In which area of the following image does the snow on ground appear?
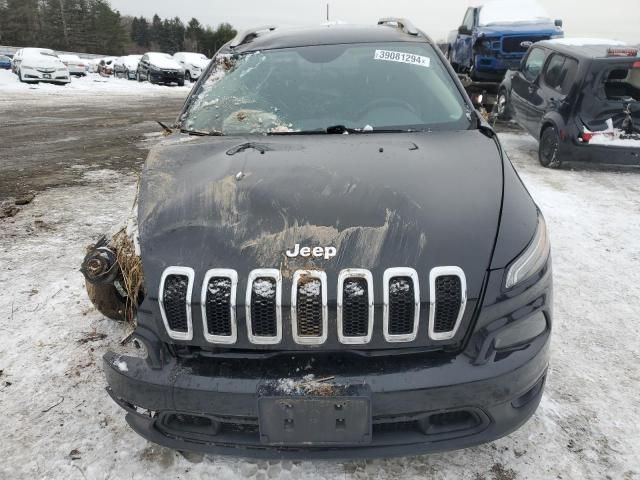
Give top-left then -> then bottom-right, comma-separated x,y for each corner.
0,69 -> 192,97
0,129 -> 639,479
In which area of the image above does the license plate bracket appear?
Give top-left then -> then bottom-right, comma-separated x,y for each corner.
258,386 -> 371,446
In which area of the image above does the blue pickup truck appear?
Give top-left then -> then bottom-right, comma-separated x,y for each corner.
447,1 -> 564,81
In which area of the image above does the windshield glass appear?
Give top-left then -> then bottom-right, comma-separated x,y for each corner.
181,42 -> 471,135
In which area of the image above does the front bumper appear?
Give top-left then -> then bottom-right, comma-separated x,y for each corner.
149,71 -> 185,84
22,69 -> 70,83
104,329 -> 549,459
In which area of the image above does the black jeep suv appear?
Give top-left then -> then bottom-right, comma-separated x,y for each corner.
86,20 -> 553,458
498,39 -> 640,168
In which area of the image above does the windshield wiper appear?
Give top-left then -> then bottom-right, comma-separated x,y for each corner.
179,128 -> 224,137
268,125 -> 417,136
326,125 -> 415,134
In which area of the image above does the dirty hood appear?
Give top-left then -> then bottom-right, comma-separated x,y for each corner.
139,131 -> 503,302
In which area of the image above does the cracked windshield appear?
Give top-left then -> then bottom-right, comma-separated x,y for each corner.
181,42 -> 471,135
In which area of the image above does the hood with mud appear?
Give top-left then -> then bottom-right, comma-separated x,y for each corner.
138,131 -> 503,302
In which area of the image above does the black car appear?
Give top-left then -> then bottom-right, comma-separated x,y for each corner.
137,52 -> 185,86
83,20 -> 552,458
498,39 -> 640,168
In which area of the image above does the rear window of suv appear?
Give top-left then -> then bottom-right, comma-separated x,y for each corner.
181,42 -> 471,135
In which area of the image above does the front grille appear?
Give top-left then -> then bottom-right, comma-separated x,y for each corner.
429,267 -> 467,341
205,278 -> 232,336
388,278 -> 415,335
342,278 -> 370,337
159,267 -> 194,340
159,266 -> 467,345
163,275 -> 189,331
434,276 -> 462,333
384,268 -> 420,342
292,271 -> 327,344
502,36 -> 550,53
246,269 -> 281,344
251,278 -> 277,336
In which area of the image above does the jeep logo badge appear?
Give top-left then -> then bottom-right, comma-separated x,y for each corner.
286,244 -> 337,260
520,41 -> 534,48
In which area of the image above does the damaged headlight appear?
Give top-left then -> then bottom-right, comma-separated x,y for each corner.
505,214 -> 550,288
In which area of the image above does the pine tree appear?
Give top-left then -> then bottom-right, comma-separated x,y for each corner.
185,18 -> 203,51
0,0 -> 235,57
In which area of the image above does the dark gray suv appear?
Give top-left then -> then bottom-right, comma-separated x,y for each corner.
83,19 -> 552,459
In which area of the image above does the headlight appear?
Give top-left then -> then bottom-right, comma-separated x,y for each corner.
149,65 -> 161,72
505,214 -> 550,288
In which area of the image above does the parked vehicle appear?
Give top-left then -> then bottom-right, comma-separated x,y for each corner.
87,58 -> 102,73
498,39 -> 640,167
447,0 -> 563,81
173,52 -> 210,82
11,48 -> 70,85
137,52 -> 185,85
98,57 -> 116,77
114,55 -> 142,80
0,55 -> 11,70
84,20 -> 552,458
58,54 -> 87,76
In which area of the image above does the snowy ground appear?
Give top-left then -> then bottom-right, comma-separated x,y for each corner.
1,89 -> 639,479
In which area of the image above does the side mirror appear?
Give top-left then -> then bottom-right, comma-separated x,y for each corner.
555,19 -> 563,27
458,25 -> 472,35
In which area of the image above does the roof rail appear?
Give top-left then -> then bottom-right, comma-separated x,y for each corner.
230,25 -> 277,48
377,18 -> 419,36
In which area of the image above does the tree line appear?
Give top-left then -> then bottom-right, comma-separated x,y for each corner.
0,0 -> 237,57
130,15 -> 236,58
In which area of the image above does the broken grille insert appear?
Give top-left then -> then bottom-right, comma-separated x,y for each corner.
337,269 -> 374,344
383,268 -> 420,342
429,267 -> 467,341
159,266 -> 195,341
246,269 -> 282,345
201,269 -> 238,344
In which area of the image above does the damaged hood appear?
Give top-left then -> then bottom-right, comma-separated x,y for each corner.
138,131 -> 503,302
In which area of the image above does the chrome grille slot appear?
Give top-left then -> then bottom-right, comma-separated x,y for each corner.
383,268 -> 420,342
429,267 -> 467,341
246,269 -> 282,345
201,269 -> 237,344
337,270 -> 374,344
292,271 -> 328,345
159,267 -> 195,341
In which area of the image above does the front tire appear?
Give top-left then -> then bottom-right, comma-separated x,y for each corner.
137,71 -> 143,82
496,89 -> 512,121
185,71 -> 192,82
539,126 -> 563,169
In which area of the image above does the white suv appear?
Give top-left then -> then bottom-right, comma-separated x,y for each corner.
12,48 -> 71,85
173,52 -> 210,82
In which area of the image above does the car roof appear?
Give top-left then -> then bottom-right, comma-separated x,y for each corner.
537,38 -> 635,59
226,24 -> 431,53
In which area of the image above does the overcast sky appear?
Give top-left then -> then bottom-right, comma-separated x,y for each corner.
108,0 -> 639,44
